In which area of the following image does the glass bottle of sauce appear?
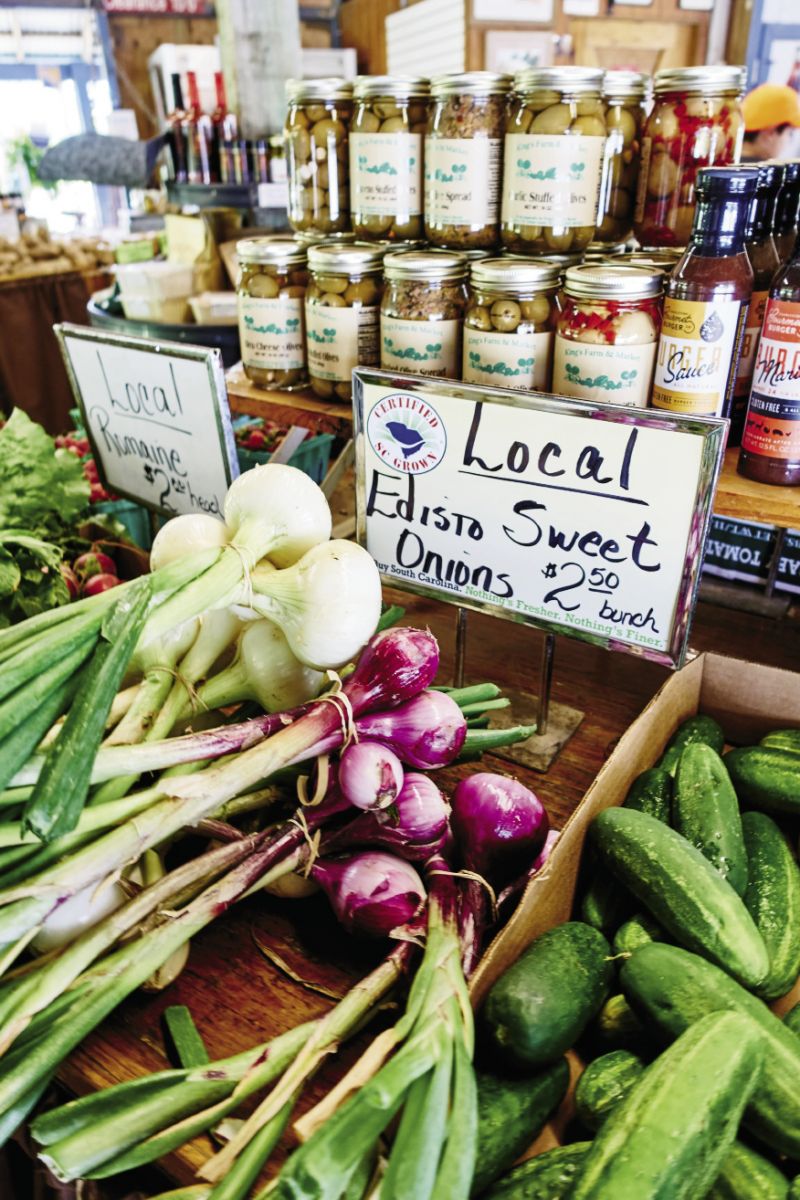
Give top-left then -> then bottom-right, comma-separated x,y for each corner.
738,235 -> 800,486
652,165 -> 756,419
168,73 -> 188,183
184,71 -> 213,185
773,160 -> 800,265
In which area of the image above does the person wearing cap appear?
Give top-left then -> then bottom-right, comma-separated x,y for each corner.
741,83 -> 800,161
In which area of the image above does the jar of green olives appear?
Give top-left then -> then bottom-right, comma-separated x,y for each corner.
463,257 -> 561,391
501,67 -> 607,255
306,242 -> 385,402
595,71 -> 649,246
285,78 -> 353,236
237,238 -> 309,392
381,249 -> 468,379
350,76 -> 430,243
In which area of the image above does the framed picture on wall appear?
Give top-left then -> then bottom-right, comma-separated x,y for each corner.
484,29 -> 556,72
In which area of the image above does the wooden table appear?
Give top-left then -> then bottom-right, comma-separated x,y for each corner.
714,448 -> 800,530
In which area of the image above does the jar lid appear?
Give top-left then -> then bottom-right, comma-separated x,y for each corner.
602,70 -> 649,100
584,240 -> 629,258
514,67 -> 604,96
503,250 -> 584,269
237,236 -> 306,267
779,159 -> 800,187
696,164 -> 759,196
431,71 -> 512,97
756,161 -> 783,192
354,75 -> 430,100
294,230 -> 356,247
611,249 -> 683,272
563,263 -> 663,299
384,248 -> 467,281
308,241 -> 386,273
470,256 -> 561,291
286,77 -> 353,103
653,65 -> 746,96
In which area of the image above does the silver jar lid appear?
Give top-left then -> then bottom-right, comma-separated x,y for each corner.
294,230 -> 356,248
308,241 -> 386,274
514,67 -> 604,96
286,77 -> 353,103
237,236 -> 307,268
503,250 -> 584,270
384,248 -> 467,282
653,65 -> 746,96
602,70 -> 649,101
618,249 -> 684,271
354,75 -> 430,100
471,257 -> 561,292
563,263 -> 663,300
584,240 -> 629,259
431,71 -> 512,97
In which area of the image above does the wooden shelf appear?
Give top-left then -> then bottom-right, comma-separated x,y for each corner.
225,363 -> 354,437
713,448 -> 800,530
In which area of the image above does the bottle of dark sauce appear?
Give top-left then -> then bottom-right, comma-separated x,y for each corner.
773,160 -> 800,266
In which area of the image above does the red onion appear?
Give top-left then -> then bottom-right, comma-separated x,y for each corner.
356,690 -> 467,769
343,628 -> 439,716
324,773 -> 450,861
311,851 -> 425,938
451,773 -> 549,887
338,741 -> 404,811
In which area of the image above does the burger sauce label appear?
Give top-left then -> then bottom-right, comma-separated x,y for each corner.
652,297 -> 748,416
741,298 -> 800,462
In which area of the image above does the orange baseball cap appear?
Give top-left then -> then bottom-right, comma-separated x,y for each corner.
743,83 -> 800,132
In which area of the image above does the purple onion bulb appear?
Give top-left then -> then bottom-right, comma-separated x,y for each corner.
338,741 -> 404,811
356,690 -> 467,769
344,628 -> 440,716
451,772 -> 549,888
311,851 -> 426,939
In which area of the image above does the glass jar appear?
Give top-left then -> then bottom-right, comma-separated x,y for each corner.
553,264 -> 663,407
773,160 -> 800,264
425,72 -> 511,251
285,78 -> 353,236
305,241 -> 385,402
463,257 -> 561,391
350,75 -> 430,243
596,70 -> 649,245
601,249 -> 684,274
237,237 -> 309,392
501,67 -> 607,256
633,66 -> 746,249
381,249 -> 468,378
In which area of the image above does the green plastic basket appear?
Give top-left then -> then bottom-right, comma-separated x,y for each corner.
237,433 -> 335,485
93,499 -> 153,552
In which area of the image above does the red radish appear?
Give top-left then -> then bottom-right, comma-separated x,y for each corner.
74,551 -> 116,580
245,429 -> 267,450
60,564 -> 80,599
82,573 -> 120,597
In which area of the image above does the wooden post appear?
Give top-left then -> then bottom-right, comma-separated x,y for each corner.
216,0 -> 302,139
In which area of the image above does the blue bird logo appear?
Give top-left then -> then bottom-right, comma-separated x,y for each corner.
385,420 -> 426,458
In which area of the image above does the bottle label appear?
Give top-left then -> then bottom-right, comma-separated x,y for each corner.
734,288 -> 769,397
553,335 -> 656,407
380,316 -> 460,378
238,296 -> 305,371
742,298 -> 800,461
462,329 -> 553,391
306,304 -> 379,382
652,297 -> 747,416
501,134 -> 605,229
350,133 -> 423,218
633,136 -> 652,225
424,137 -> 501,228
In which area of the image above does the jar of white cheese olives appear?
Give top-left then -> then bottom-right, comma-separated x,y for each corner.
381,248 -> 468,379
553,263 -> 663,407
237,237 -> 309,391
463,257 -> 560,392
285,78 -> 353,236
306,241 -> 385,402
501,67 -> 607,256
351,76 -> 430,243
596,70 -> 649,245
425,72 -> 512,251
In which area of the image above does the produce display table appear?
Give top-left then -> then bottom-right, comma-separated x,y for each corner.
713,448 -> 800,530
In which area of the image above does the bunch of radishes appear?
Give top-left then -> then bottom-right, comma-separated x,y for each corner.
56,433 -> 115,504
60,548 -> 122,599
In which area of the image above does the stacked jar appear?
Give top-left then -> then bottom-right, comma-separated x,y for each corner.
350,76 -> 430,243
463,258 -> 561,391
305,242 -> 385,402
633,66 -> 746,249
285,78 -> 353,236
237,237 -> 309,392
381,249 -> 468,378
595,70 -> 649,245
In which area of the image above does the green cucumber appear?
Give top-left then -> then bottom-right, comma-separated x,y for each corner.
659,714 -> 725,777
482,922 -> 612,1071
472,1060 -> 570,1196
790,1178 -> 800,1199
482,1143 -> 591,1200
590,808 -> 769,988
623,767 -> 673,822
574,1050 -> 645,1131
594,993 -> 646,1049
569,1011 -> 764,1200
673,744 -> 748,894
761,730 -> 800,756
620,942 -> 800,1156
707,1142 -> 789,1200
784,1003 -> 800,1039
612,912 -> 663,956
725,747 -> 800,815
742,811 -> 800,1000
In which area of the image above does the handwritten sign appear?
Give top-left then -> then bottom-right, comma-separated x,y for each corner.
56,324 -> 238,518
354,370 -> 726,668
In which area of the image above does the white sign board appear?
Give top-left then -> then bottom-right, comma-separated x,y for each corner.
354,371 -> 726,669
56,324 -> 239,518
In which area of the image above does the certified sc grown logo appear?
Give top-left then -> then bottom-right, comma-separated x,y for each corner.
366,392 -> 447,475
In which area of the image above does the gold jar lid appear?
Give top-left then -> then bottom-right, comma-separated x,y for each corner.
384,248 -> 467,282
286,77 -> 353,103
563,263 -> 663,300
653,66 -> 746,96
431,71 -> 512,97
308,241 -> 386,274
354,75 -> 430,100
602,70 -> 650,101
237,236 -> 307,268
470,256 -> 561,292
514,67 -> 604,96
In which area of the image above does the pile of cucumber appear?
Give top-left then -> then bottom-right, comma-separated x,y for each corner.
468,715 -> 800,1200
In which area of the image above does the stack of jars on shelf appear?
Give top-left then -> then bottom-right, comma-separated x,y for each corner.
236,64 -> 800,486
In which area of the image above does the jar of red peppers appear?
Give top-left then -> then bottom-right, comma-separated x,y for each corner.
633,66 -> 746,250
596,70 -> 649,245
553,264 -> 663,407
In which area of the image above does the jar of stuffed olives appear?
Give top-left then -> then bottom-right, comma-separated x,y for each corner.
380,249 -> 468,379
553,264 -> 663,407
425,72 -> 512,251
501,67 -> 606,256
285,78 -> 353,236
633,66 -> 746,249
350,76 -> 430,243
237,237 -> 309,391
596,70 -> 649,245
306,241 -> 385,402
463,257 -> 561,391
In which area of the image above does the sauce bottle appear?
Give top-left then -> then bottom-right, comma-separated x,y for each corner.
773,160 -> 800,265
652,165 -> 756,419
167,73 -> 188,183
738,234 -> 800,487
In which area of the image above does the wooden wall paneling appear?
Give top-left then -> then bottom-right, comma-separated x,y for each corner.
568,16 -> 699,72
340,0 -> 402,74
726,0 -> 753,68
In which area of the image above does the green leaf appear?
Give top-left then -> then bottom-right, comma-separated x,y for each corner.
0,409 -> 89,532
0,551 -> 21,599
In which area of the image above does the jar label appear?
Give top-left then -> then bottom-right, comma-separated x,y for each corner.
306,304 -> 379,382
552,334 -> 656,407
462,328 -> 553,391
734,288 -> 769,397
350,133 -> 423,218
652,297 -> 747,416
501,134 -> 605,229
424,137 -> 501,228
742,299 -> 800,461
380,316 -> 460,378
238,296 -> 305,371
633,136 -> 653,225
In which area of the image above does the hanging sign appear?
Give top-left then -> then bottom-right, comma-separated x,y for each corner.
354,370 -> 726,668
102,1 -> 214,14
55,323 -> 239,519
